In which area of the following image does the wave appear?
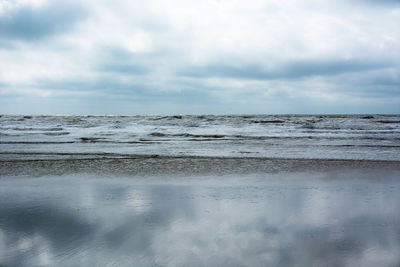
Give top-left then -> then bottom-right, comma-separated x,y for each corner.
0,141 -> 75,144
43,132 -> 70,136
149,132 -> 226,138
0,127 -> 64,131
0,140 -> 159,145
146,132 -> 399,141
251,120 -> 286,124
377,120 -> 400,124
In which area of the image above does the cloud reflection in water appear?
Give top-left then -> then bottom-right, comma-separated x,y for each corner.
0,174 -> 399,266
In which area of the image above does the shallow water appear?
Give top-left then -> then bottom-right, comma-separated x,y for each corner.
1,173 -> 399,267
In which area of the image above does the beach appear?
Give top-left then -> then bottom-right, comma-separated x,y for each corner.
2,0 -> 400,264
1,115 -> 400,266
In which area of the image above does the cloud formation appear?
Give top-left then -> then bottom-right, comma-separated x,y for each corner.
0,0 -> 87,41
180,59 -> 392,80
0,0 -> 399,114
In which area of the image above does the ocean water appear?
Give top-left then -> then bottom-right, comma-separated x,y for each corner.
1,114 -> 400,160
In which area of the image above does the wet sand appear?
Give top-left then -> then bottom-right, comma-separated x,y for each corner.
1,154 -> 400,177
1,157 -> 400,266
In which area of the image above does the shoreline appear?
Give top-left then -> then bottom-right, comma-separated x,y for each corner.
2,154 -> 399,177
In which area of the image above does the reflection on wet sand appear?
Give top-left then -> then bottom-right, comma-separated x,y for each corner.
0,173 -> 400,266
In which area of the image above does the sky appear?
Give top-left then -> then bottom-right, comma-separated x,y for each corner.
0,0 -> 399,115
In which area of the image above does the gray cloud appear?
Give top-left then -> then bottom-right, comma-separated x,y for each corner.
12,77 -> 215,105
359,0 -> 400,5
0,1 -> 87,41
97,63 -> 150,75
94,47 -> 154,75
180,59 -> 392,80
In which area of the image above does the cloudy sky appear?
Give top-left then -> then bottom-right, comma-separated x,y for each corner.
0,0 -> 399,115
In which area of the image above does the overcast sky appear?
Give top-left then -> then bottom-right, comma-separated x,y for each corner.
0,0 -> 399,115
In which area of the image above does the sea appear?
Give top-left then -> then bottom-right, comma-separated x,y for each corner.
1,114 -> 399,161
